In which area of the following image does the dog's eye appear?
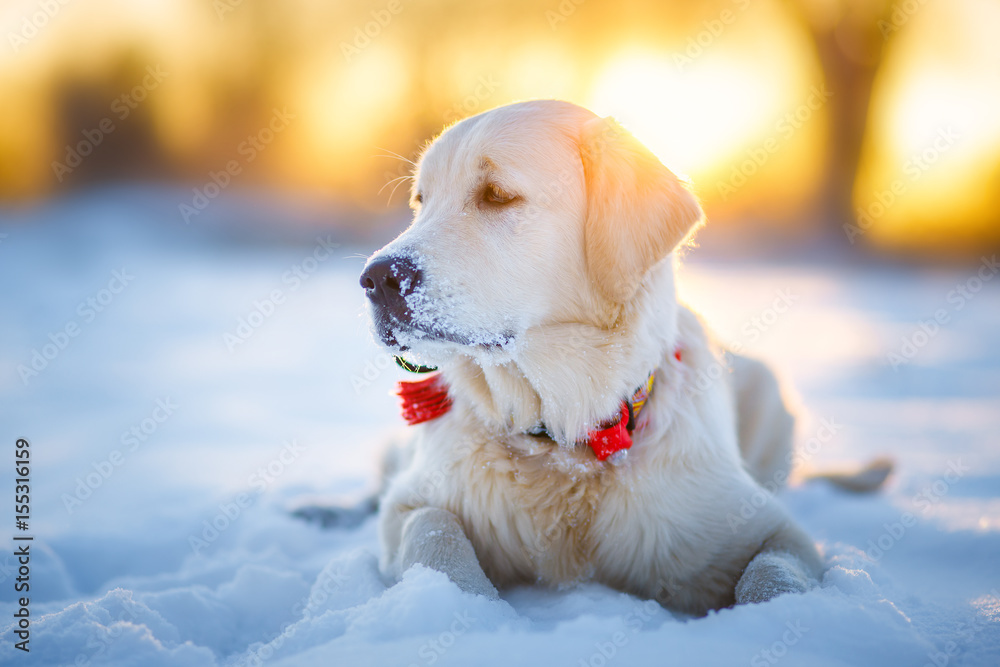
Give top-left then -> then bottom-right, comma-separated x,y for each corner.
482,184 -> 515,206
412,192 -> 423,207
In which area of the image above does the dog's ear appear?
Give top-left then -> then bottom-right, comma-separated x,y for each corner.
580,117 -> 704,304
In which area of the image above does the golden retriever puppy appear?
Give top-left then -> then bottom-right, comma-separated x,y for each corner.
359,100 -> 823,615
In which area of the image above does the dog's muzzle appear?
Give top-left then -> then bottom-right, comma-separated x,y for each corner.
360,253 -> 516,350
360,254 -> 422,347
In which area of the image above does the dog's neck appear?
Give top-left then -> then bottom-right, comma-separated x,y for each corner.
441,260 -> 681,445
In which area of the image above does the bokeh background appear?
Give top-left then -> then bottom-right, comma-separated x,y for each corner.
2,2 -> 1000,664
1,0 -> 999,256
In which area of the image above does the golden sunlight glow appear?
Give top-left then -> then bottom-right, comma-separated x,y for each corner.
0,0 -> 997,252
505,44 -> 581,102
856,0 -> 1000,251
584,40 -> 826,222
586,52 -> 780,178
290,43 -> 410,188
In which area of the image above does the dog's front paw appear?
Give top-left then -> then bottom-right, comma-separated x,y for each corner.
399,507 -> 500,600
735,551 -> 813,605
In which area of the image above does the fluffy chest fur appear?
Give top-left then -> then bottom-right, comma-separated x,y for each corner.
457,430 -> 615,585
382,329 -> 779,615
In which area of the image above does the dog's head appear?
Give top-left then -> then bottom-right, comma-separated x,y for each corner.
361,100 -> 703,367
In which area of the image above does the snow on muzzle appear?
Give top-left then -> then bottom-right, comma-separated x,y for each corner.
359,253 -> 514,350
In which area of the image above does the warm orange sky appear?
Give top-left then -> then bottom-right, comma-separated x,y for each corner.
1,0 -> 998,254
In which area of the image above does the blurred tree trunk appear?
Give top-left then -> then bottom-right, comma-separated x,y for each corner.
782,0 -> 894,231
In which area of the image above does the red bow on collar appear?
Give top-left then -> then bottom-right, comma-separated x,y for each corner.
395,350 -> 679,461
396,373 -> 453,425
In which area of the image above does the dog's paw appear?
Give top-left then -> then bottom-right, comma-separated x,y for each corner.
291,497 -> 378,529
399,507 -> 501,601
735,551 -> 813,605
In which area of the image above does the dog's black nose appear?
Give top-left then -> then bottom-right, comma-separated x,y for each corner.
360,255 -> 422,306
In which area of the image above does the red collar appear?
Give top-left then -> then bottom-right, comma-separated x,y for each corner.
397,372 -> 454,425
395,350 -> 680,461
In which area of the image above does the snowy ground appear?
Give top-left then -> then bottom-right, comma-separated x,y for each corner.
1,189 -> 998,666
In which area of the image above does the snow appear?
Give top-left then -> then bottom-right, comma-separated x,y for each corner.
1,188 -> 999,666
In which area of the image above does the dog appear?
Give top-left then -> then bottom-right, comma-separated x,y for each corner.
353,99 -> 824,615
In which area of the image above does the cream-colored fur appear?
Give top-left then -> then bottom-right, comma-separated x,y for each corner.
364,100 -> 823,615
